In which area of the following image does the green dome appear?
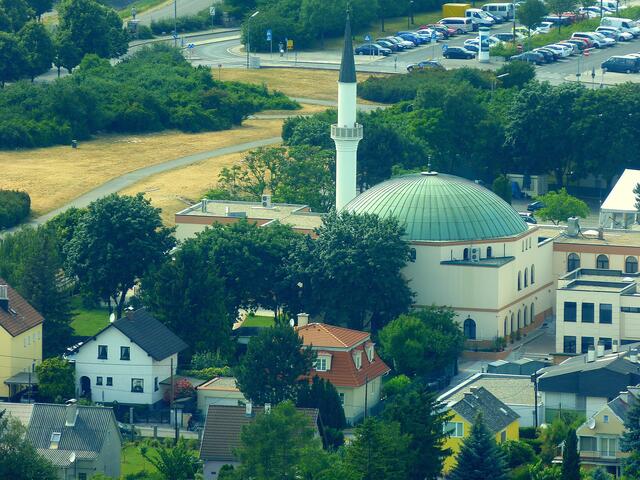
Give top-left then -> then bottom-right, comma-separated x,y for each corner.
345,172 -> 528,242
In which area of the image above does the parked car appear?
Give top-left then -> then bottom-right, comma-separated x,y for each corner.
375,39 -> 400,52
396,31 -> 424,45
592,31 -> 617,46
600,17 -> 640,37
380,36 -> 406,50
563,39 -> 587,51
492,32 -> 523,42
438,17 -> 475,34
533,48 -> 557,62
391,36 -> 416,48
572,32 -> 607,48
545,43 -> 573,57
534,21 -> 554,33
602,55 -> 640,72
527,201 -> 544,212
443,46 -> 476,59
556,41 -> 580,54
519,212 -> 537,224
407,60 -> 446,72
510,51 -> 546,64
354,44 -> 392,56
485,12 -> 504,23
422,24 -> 456,37
417,28 -> 444,40
596,26 -> 634,41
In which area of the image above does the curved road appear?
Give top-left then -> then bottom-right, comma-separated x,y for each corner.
133,0 -> 220,26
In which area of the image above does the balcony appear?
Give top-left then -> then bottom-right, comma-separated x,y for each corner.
331,124 -> 363,140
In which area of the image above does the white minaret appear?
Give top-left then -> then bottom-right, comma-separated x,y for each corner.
331,15 -> 363,211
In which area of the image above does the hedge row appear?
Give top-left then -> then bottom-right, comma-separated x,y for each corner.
0,190 -> 30,229
150,8 -> 222,35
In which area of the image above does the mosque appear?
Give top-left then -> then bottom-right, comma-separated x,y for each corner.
175,18 -> 555,344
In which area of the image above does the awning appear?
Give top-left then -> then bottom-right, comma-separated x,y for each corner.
4,371 -> 38,385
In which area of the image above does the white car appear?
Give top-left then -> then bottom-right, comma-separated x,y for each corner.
545,44 -> 573,57
417,28 -> 444,40
534,21 -> 554,33
557,42 -> 580,54
597,26 -> 633,41
592,31 -> 617,46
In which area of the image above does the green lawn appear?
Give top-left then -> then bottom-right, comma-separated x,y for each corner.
118,0 -> 169,19
243,314 -> 275,327
121,443 -> 159,478
70,296 -> 110,337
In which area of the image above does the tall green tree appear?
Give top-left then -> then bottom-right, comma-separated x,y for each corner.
343,417 -> 411,480
449,413 -> 509,480
0,411 -> 57,480
516,0 -> 548,34
297,376 -> 346,448
0,32 -> 26,87
0,0 -> 33,32
64,193 -> 175,319
492,175 -> 512,204
535,189 -> 589,225
378,306 -> 464,378
299,0 -> 342,47
142,439 -> 200,480
53,29 -> 83,75
383,382 -> 451,480
35,357 -> 75,403
589,468 -> 613,480
621,395 -> 640,478
235,324 -> 315,405
18,21 -> 53,81
561,428 -> 580,480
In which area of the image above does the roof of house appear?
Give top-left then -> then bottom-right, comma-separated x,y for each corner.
26,403 -> 120,467
196,376 -> 241,392
0,279 -> 44,337
438,373 -> 538,406
0,402 -> 34,426
606,387 -> 640,423
296,323 -> 370,349
448,386 -> 520,434
199,405 -> 319,462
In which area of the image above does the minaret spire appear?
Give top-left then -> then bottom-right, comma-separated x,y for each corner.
332,12 -> 363,211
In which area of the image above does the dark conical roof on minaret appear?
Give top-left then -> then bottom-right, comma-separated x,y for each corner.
338,13 -> 356,83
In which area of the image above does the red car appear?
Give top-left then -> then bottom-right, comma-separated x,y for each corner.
421,23 -> 456,37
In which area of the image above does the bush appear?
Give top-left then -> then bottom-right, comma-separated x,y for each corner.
0,190 -> 30,229
181,366 -> 232,379
135,24 -> 154,40
496,61 -> 536,89
150,7 -> 222,35
501,440 -> 536,468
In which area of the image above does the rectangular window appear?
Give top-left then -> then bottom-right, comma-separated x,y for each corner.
315,357 -> 328,372
96,376 -> 103,386
564,302 -> 577,322
106,377 -> 113,386
600,337 -> 612,350
49,432 -> 61,449
580,436 -> 597,451
154,377 -> 159,392
131,378 -> 144,393
600,304 -> 613,324
97,345 -> 108,359
443,422 -> 464,438
582,303 -> 595,323
600,437 -> 618,457
564,336 -> 577,354
621,306 -> 640,313
120,346 -> 130,361
581,336 -> 595,354
604,415 -> 609,424
500,430 -> 507,443
339,393 -> 345,406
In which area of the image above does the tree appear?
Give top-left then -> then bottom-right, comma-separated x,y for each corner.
495,61 -> 536,89
64,193 -> 175,319
589,468 -> 613,480
540,415 -> 574,464
449,413 -> 509,480
235,324 -> 315,405
18,21 -> 54,81
0,0 -> 33,32
0,32 -> 26,87
516,0 -> 548,34
142,439 -> 200,480
535,189 -> 589,225
292,211 -> 413,331
529,460 -> 562,480
142,240 -> 231,360
26,0 -> 54,19
232,401 -> 323,480
544,0 -> 577,31
0,411 -> 58,480
383,382 -> 451,480
343,417 -> 411,480
621,395 -> 640,478
35,357 -> 75,402
297,376 -> 346,448
561,428 -> 580,480
299,0 -> 342,48
378,307 -> 464,378
492,175 -> 512,204
500,440 -> 535,469
53,29 -> 82,75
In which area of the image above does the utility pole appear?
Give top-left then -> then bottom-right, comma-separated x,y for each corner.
173,0 -> 177,48
171,357 -> 178,444
531,371 -> 539,428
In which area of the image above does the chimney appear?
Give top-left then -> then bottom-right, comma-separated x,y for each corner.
630,349 -> 638,363
0,284 -> 8,312
264,403 -> 271,414
613,340 -> 619,353
245,402 -> 253,417
65,399 -> 78,427
597,342 -> 605,358
297,313 -> 309,327
201,199 -> 208,213
598,227 -> 605,240
587,346 -> 596,363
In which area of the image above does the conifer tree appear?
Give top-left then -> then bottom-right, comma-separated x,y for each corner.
621,394 -> 640,478
562,428 -> 580,480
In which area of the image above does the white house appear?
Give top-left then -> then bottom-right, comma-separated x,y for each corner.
68,308 -> 188,405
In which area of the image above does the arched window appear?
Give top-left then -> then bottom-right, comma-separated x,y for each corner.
463,248 -> 469,260
531,264 -> 535,284
596,254 -> 609,269
510,313 -> 514,334
463,318 -> 476,340
524,268 -> 529,288
531,303 -> 535,324
524,305 -> 528,326
503,317 -> 508,337
626,256 -> 638,274
517,272 -> 522,291
567,253 -> 580,272
487,246 -> 493,258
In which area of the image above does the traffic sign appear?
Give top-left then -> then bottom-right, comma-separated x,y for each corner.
209,6 -> 216,16
287,39 -> 294,50
431,32 -> 437,40
364,34 -> 371,42
187,43 -> 195,49
266,29 -> 272,41
442,43 -> 448,52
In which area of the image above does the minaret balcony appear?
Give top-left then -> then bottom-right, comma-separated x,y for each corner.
331,123 -> 363,140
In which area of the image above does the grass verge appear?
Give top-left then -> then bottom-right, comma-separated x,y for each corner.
119,0 -> 169,19
70,296 -> 110,337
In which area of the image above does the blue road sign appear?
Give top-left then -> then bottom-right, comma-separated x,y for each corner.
187,43 -> 195,49
431,32 -> 437,40
266,29 -> 272,41
364,34 -> 371,42
442,43 -> 448,52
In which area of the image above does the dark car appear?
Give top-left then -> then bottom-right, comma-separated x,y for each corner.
536,47 -> 560,60
564,39 -> 587,51
527,201 -> 544,212
510,51 -> 545,65
443,46 -> 475,59
395,32 -> 421,45
423,24 -> 451,38
519,212 -> 537,224
533,48 -> 556,63
602,55 -> 640,73
382,36 -> 406,50
355,43 -> 392,56
407,60 -> 446,72
486,12 -> 504,23
376,39 -> 400,52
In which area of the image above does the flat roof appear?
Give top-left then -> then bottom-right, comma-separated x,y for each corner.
197,376 -> 240,392
559,268 -> 637,292
553,229 -> 640,248
601,169 -> 640,213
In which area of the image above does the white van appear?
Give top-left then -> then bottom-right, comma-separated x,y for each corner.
465,8 -> 496,27
438,17 -> 474,33
482,3 -> 515,20
600,17 -> 640,36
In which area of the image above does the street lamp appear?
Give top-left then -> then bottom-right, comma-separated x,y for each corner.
407,0 -> 414,28
246,10 -> 260,69
492,72 -> 509,95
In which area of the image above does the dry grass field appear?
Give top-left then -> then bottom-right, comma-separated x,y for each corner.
0,118 -> 283,216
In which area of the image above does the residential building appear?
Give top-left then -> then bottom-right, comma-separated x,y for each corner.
296,317 -> 390,424
196,377 -> 247,414
537,345 -> 640,421
576,387 -> 640,477
199,404 -> 319,480
67,308 -> 188,405
438,372 -> 542,427
0,280 -> 43,400
441,386 -> 520,473
555,268 -> 640,353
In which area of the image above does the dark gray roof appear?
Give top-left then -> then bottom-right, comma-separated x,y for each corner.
4,371 -> 38,385
113,308 -> 188,361
339,15 -> 356,83
449,386 -> 519,433
607,387 -> 640,422
26,404 -> 120,466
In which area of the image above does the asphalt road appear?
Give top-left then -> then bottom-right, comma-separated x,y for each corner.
133,0 -> 220,26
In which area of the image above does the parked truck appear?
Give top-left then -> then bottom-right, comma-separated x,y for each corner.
442,3 -> 472,17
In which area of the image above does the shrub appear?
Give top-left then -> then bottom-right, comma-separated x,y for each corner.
150,7 -> 222,35
181,366 -> 232,379
0,190 -> 30,229
135,24 -> 154,39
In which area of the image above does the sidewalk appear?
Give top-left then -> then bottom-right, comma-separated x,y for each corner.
228,44 -> 385,67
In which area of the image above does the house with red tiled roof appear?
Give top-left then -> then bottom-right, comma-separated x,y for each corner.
296,316 -> 390,424
0,280 -> 43,400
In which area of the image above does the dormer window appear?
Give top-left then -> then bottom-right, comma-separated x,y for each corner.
365,343 -> 375,363
353,351 -> 362,370
314,353 -> 332,372
49,432 -> 61,449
